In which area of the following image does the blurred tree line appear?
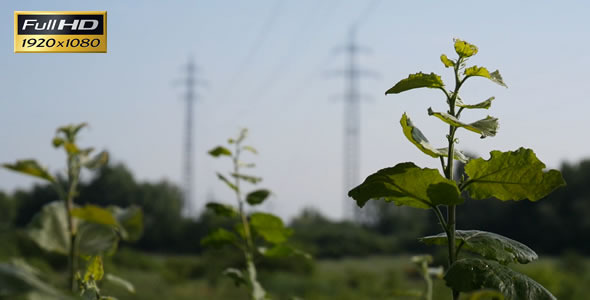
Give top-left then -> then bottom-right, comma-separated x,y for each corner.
1,159 -> 589,257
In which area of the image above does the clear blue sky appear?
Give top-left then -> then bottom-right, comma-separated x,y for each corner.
1,1 -> 589,220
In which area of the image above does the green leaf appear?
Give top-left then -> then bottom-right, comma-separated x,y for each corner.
246,189 -> 271,205
217,173 -> 238,192
454,38 -> 478,58
201,228 -> 238,248
109,205 -> 143,242
239,162 -> 256,168
385,72 -> 444,95
0,259 -> 77,300
206,202 -> 237,217
400,113 -> 468,163
440,54 -> 455,68
223,268 -> 247,287
419,230 -> 538,264
84,256 -> 104,282
250,212 -> 292,244
348,162 -> 462,209
237,128 -> 249,144
464,148 -> 566,201
77,223 -> 119,256
105,273 -> 135,293
56,122 -> 87,142
428,107 -> 498,138
2,160 -> 56,183
83,151 -> 109,169
445,258 -> 556,300
63,142 -> 80,155
242,145 -> 258,154
52,137 -> 64,148
259,244 -> 311,259
456,97 -> 495,110
208,146 -> 232,157
26,201 -> 69,255
26,202 -> 122,256
465,66 -> 507,87
231,173 -> 262,184
72,205 -> 118,227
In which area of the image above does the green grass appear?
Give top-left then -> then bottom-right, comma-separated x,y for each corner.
6,246 -> 590,300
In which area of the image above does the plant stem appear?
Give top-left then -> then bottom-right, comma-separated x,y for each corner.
443,58 -> 464,300
65,158 -> 80,292
233,141 -> 260,300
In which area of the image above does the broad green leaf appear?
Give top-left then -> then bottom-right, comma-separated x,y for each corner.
72,205 -> 118,227
223,268 -> 247,287
428,108 -> 498,138
206,202 -> 237,217
27,202 -> 120,256
385,72 -> 444,95
445,258 -> 556,300
440,54 -> 455,68
208,146 -> 232,157
419,230 -> 538,264
84,256 -> 104,282
56,122 -> 87,142
26,201 -> 69,255
109,205 -> 143,242
454,39 -> 478,57
400,113 -> 468,163
231,173 -> 262,184
63,142 -> 80,155
242,145 -> 258,154
201,228 -> 238,247
105,273 -> 135,293
77,223 -> 119,256
83,151 -> 109,169
259,244 -> 312,259
234,223 -> 246,239
246,189 -> 271,205
217,173 -> 238,192
0,259 -> 76,300
52,137 -> 64,148
468,290 -> 505,300
348,162 -> 462,209
456,97 -> 495,110
2,160 -> 56,183
465,66 -> 507,87
464,148 -> 565,201
250,212 -> 292,244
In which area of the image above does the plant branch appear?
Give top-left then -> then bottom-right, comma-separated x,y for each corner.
445,56 -> 464,300
432,205 -> 448,233
233,137 -> 260,300
65,157 -> 80,292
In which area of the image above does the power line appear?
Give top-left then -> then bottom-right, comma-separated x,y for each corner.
222,0 -> 338,125
223,1 -> 286,96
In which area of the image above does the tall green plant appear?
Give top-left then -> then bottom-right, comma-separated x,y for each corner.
2,123 -> 141,299
203,129 -> 308,300
348,39 -> 565,300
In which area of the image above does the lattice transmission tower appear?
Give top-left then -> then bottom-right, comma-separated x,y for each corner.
332,26 -> 377,222
178,57 -> 204,217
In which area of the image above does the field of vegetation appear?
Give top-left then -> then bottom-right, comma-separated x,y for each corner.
3,39 -> 590,300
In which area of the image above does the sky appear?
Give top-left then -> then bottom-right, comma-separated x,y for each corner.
1,1 -> 589,221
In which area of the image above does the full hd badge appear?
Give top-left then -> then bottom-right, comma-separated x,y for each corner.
14,11 -> 107,53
